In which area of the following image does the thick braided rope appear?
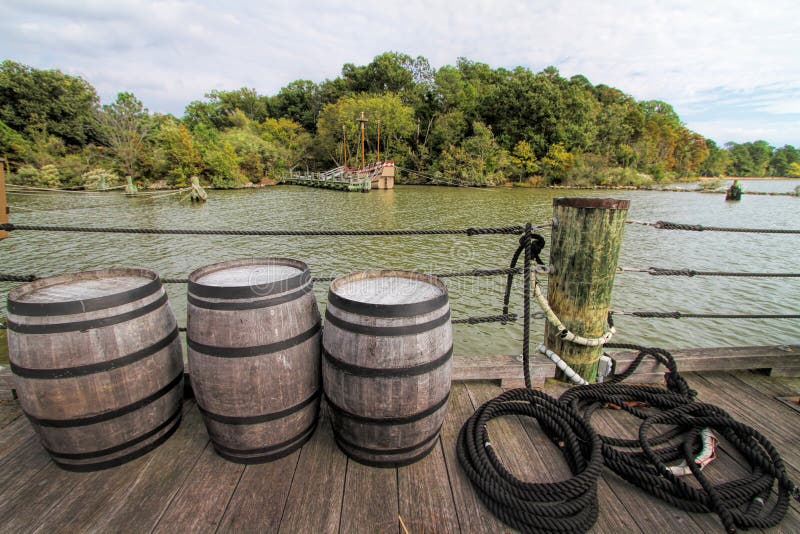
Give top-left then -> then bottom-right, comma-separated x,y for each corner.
559,345 -> 798,532
457,388 -> 603,533
653,221 -> 800,234
620,267 -> 800,278
0,222 -> 525,236
613,311 -> 800,319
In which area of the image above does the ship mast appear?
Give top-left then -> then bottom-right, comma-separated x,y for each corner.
357,111 -> 368,168
342,125 -> 348,169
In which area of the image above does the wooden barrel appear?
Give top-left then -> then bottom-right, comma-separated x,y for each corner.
187,258 -> 321,463
6,268 -> 184,471
323,270 -> 452,467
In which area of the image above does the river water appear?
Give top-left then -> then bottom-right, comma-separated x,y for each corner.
2,182 -> 798,357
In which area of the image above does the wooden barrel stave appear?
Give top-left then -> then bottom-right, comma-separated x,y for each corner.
187,258 -> 321,464
322,270 -> 452,467
7,268 -> 184,471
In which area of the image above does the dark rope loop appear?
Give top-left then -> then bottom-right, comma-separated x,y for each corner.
560,343 -> 796,532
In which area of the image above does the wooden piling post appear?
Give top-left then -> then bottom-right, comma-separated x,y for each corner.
545,197 -> 629,382
0,158 -> 7,240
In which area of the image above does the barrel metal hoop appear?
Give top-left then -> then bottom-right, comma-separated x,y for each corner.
322,346 -> 453,378
333,423 -> 443,456
187,283 -> 312,311
187,321 -> 321,358
324,390 -> 450,426
324,309 -> 450,337
25,371 -> 183,428
7,277 -> 162,317
11,328 -> 179,379
199,389 -> 321,425
327,289 -> 448,318
212,423 -> 317,464
188,269 -> 311,300
212,418 -> 318,456
50,413 -> 182,472
43,404 -> 182,460
7,292 -> 169,334
333,435 -> 440,468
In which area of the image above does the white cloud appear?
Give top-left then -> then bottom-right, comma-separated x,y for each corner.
1,0 -> 798,144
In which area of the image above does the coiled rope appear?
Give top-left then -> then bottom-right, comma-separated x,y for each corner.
456,388 -> 603,533
458,228 -> 605,533
560,345 -> 799,533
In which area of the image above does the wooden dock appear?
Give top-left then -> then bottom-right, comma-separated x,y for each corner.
283,162 -> 395,191
1,369 -> 798,533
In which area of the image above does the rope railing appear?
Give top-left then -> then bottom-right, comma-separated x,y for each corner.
0,222 -> 525,236
626,220 -> 800,234
611,310 -> 800,319
0,312 -> 549,331
0,267 -> 526,285
617,266 -> 800,278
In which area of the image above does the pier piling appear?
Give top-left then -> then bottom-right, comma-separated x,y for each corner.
0,158 -> 7,240
545,197 -> 629,381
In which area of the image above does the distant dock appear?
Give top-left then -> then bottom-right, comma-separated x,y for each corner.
283,162 -> 395,192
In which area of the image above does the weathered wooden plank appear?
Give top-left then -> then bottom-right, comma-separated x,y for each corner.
730,370 -> 800,397
71,402 -> 208,532
0,461 -> 85,532
609,345 -> 800,380
465,382 -> 548,480
216,450 -> 301,533
0,402 -> 21,427
0,413 -> 34,460
0,433 -> 52,501
278,409 -> 346,534
339,460 -> 398,533
26,454 -> 151,533
767,366 -> 800,378
152,444 -> 245,534
438,382 -> 508,534
397,440 -> 460,534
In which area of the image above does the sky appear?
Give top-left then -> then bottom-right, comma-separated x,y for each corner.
2,0 -> 799,147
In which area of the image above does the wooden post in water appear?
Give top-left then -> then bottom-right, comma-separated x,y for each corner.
0,158 -> 7,240
545,197 -> 629,382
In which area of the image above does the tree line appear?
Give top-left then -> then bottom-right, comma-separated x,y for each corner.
1,53 -> 798,189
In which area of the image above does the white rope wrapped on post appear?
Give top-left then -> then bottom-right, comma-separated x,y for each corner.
536,344 -> 589,385
532,280 -> 616,346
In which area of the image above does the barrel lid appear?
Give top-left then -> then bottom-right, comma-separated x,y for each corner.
328,270 -> 448,318
188,258 -> 311,299
7,268 -> 161,316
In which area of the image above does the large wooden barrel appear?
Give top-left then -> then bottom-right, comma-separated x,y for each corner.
6,268 -> 184,471
187,258 -> 321,463
323,270 -> 453,467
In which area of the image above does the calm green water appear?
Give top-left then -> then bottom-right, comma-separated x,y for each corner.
2,184 -> 799,357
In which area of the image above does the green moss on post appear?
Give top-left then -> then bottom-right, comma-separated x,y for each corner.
545,197 -> 629,382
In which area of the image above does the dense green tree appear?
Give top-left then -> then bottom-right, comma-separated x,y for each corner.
0,61 -> 99,146
768,145 -> 798,176
95,92 -> 152,178
725,142 -> 756,176
438,122 -> 508,186
699,139 -> 731,176
268,80 -> 321,132
158,119 -> 203,186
